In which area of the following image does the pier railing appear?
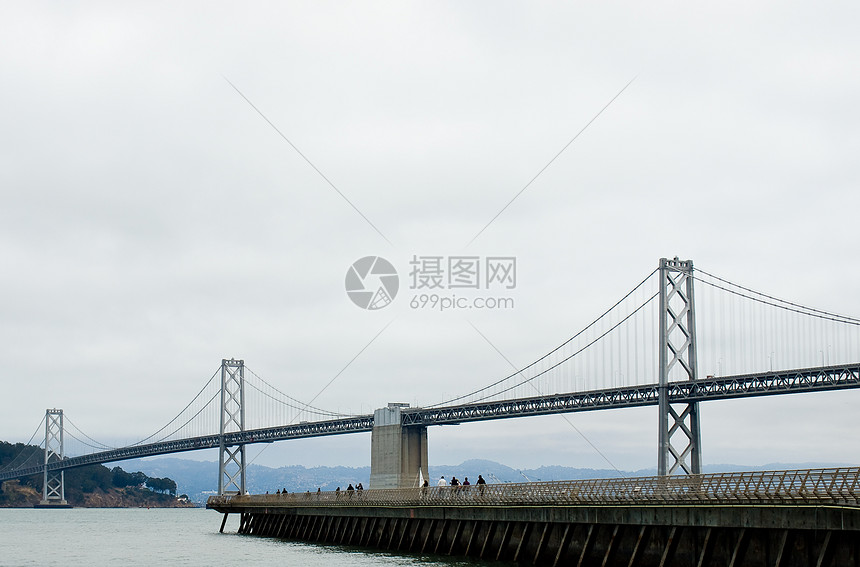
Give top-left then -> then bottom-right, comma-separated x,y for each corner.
208,467 -> 860,509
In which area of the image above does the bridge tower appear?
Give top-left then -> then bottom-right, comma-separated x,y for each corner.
657,258 -> 702,476
218,358 -> 246,495
40,409 -> 67,506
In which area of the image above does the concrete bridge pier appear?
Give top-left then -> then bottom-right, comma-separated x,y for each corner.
369,404 -> 428,489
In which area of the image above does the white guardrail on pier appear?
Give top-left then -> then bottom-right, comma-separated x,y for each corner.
208,467 -> 860,509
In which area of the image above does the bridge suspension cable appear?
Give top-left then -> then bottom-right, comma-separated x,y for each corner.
0,416 -> 46,473
465,292 -> 658,405
695,268 -> 860,325
430,268 -> 660,407
0,449 -> 43,476
694,266 -> 860,377
147,391 -> 222,444
125,367 -> 222,446
64,416 -> 115,451
427,262 -> 860,410
240,320 -> 395,469
244,367 -> 357,418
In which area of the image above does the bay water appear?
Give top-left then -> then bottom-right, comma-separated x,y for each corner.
0,508 -> 496,566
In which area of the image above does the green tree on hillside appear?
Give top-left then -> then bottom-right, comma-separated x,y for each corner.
112,467 -> 147,488
146,477 -> 177,496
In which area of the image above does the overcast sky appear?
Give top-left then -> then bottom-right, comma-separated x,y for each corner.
2,1 -> 859,473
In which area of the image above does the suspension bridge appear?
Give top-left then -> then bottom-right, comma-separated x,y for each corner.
3,257 -> 860,507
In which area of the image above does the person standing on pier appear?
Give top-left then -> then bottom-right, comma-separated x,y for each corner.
437,475 -> 448,487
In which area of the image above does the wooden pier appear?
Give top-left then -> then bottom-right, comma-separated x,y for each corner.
208,467 -> 860,566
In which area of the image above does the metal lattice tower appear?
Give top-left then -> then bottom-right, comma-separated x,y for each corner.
41,409 -> 67,505
657,257 -> 702,476
218,358 -> 246,495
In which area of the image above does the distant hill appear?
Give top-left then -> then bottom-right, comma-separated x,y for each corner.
116,456 -> 856,505
118,457 -> 372,502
